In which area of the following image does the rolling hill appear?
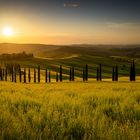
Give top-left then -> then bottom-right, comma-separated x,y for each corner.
1,43 -> 140,80
0,43 -> 140,59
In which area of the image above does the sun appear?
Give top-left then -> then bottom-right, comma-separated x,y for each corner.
2,26 -> 14,37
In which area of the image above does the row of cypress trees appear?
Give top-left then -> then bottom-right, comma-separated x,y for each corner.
0,61 -> 136,83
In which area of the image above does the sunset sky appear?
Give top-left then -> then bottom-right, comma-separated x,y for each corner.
0,0 -> 140,44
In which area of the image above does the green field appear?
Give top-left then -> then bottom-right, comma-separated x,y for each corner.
1,44 -> 140,80
0,81 -> 140,140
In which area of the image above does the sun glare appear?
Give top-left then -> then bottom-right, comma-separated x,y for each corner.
2,26 -> 14,37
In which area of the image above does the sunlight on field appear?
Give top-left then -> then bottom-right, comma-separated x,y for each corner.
0,81 -> 140,139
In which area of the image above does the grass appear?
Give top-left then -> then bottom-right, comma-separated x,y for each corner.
0,81 -> 140,140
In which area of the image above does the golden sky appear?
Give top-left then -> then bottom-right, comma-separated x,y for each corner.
0,0 -> 140,44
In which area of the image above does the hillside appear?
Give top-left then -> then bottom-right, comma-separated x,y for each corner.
0,43 -> 140,59
1,43 -> 140,80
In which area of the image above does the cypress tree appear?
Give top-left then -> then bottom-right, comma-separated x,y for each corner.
19,68 -> 22,83
72,67 -> 74,81
34,68 -> 36,83
2,69 -> 4,78
0,68 -> 2,81
115,65 -> 118,81
1,68 -> 3,81
112,67 -> 115,81
56,72 -> 58,82
24,68 -> 26,83
99,64 -> 102,81
1,69 -> 4,81
49,71 -> 51,83
12,67 -> 14,82
28,67 -> 31,83
60,65 -> 62,82
86,64 -> 88,81
130,64 -> 132,81
15,70 -> 16,83
97,67 -> 99,81
5,67 -> 7,81
70,67 -> 72,81
38,66 -> 40,83
132,60 -> 136,81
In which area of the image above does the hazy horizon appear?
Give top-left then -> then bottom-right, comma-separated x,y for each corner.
1,42 -> 140,46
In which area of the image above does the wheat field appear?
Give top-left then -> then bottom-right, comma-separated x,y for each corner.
0,81 -> 140,140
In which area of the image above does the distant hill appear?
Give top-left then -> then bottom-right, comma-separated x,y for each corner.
0,43 -> 140,58
0,52 -> 33,60
0,43 -> 60,56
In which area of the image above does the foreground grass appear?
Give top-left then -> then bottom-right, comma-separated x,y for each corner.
0,81 -> 140,140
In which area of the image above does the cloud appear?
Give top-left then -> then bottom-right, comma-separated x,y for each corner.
63,3 -> 80,8
106,22 -> 140,29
